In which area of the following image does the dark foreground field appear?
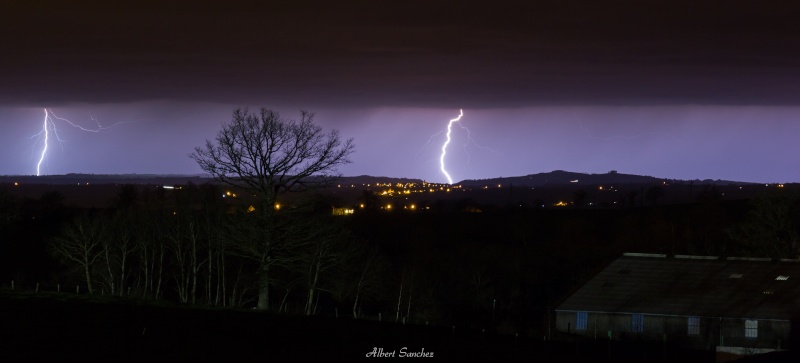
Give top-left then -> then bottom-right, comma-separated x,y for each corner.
0,290 -> 761,362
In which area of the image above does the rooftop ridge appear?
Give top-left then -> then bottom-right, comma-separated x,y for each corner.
674,255 -> 717,260
622,252 -> 666,258
621,253 -> 800,262
727,256 -> 775,262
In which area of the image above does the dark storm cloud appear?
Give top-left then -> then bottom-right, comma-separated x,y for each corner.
3,1 -> 800,107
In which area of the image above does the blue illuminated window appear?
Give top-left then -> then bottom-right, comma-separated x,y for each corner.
576,311 -> 588,331
688,316 -> 700,335
745,320 -> 758,338
631,314 -> 644,333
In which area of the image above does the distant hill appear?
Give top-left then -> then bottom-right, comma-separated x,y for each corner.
458,170 -> 754,187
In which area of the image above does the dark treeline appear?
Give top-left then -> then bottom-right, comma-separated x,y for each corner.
1,182 -> 798,338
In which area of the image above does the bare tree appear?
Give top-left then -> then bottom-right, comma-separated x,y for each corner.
50,215 -> 104,294
167,207 -> 206,304
350,245 -> 388,319
191,107 -> 355,310
134,209 -> 167,300
300,219 -> 351,315
729,190 -> 800,259
98,214 -> 137,296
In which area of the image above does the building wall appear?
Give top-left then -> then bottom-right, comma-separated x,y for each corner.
556,311 -> 790,351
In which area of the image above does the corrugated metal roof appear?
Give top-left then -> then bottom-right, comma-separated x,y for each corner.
556,254 -> 800,320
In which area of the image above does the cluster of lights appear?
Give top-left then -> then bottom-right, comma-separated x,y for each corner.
480,184 -> 504,189
338,181 -> 461,189
339,182 -> 422,188
332,207 -> 354,215
336,201 -> 429,215
344,181 -> 466,196
375,203 -> 427,211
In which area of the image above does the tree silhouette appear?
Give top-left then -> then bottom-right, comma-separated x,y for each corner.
191,108 -> 355,310
49,214 -> 105,294
729,190 -> 800,259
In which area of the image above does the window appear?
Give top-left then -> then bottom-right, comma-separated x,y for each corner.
576,311 -> 588,331
745,320 -> 758,338
631,314 -> 644,333
687,316 -> 700,335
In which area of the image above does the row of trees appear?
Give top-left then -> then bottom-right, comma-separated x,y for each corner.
48,184 -> 394,317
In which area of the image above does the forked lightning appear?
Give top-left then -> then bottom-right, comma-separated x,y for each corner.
33,108 -> 124,176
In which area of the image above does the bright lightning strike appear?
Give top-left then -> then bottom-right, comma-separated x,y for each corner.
33,108 -> 125,176
439,109 -> 464,185
36,110 -> 50,177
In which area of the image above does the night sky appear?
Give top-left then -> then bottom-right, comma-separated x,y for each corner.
2,1 -> 799,183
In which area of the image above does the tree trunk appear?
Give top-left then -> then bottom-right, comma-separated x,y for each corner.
119,235 -> 129,297
352,293 -> 360,319
305,256 -> 322,315
353,248 -> 376,319
190,229 -> 197,305
406,271 -> 413,322
256,212 -> 274,310
155,242 -> 164,300
396,271 -> 404,322
280,287 -> 292,313
142,243 -> 150,298
220,246 -> 226,307
103,241 -> 116,296
84,262 -> 94,295
257,262 -> 270,310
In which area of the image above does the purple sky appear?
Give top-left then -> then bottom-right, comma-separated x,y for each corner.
1,1 -> 799,183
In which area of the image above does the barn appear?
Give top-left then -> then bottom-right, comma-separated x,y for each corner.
555,253 -> 800,360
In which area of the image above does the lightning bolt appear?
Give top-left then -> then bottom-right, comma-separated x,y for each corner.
35,110 -> 49,177
439,109 -> 463,185
33,108 -> 125,176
